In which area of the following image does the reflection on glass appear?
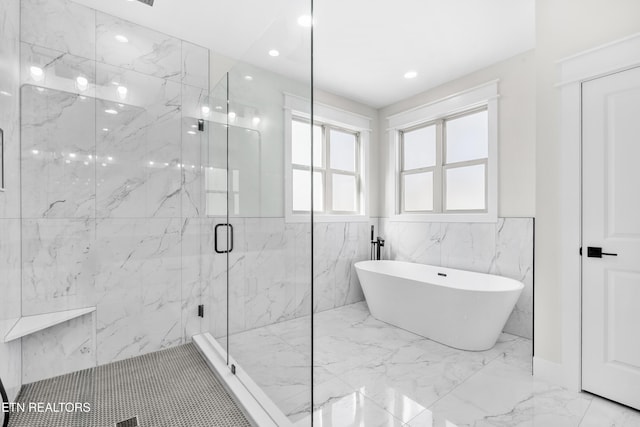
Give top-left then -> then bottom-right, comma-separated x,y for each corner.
292,119 -> 322,167
445,110 -> 488,164
403,125 -> 436,170
292,169 -> 323,211
445,164 -> 485,210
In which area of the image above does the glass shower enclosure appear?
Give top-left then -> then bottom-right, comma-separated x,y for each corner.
194,1 -> 314,424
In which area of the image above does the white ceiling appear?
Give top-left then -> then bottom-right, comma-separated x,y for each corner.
71,0 -> 535,108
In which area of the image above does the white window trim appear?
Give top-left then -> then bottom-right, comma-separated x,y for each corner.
388,80 -> 499,223
284,93 -> 372,223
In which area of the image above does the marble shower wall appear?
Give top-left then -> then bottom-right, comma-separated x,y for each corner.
379,218 -> 534,339
18,0 -> 210,383
208,219 -> 375,338
0,0 -> 22,400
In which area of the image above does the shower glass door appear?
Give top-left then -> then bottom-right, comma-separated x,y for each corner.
204,0 -> 314,423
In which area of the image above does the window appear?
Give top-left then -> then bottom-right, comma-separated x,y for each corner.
284,93 -> 371,222
291,118 -> 361,214
400,108 -> 488,213
389,81 -> 498,222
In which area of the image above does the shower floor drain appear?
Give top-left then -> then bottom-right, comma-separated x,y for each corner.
115,416 -> 139,427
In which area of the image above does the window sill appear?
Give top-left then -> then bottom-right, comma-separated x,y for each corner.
391,212 -> 497,223
286,214 -> 370,223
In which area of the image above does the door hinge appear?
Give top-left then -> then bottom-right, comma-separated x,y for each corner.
231,364 -> 236,375
579,247 -> 582,256
197,304 -> 204,318
198,119 -> 204,132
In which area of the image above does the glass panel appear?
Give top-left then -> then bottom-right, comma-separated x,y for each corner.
403,172 -> 433,211
206,192 -> 227,216
446,164 -> 486,210
293,169 -> 323,211
292,119 -> 322,167
206,167 -> 226,192
403,124 -> 436,170
445,110 -> 488,163
332,173 -> 357,212
329,128 -> 356,172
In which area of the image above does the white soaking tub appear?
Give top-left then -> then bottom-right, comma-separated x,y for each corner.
354,260 -> 524,351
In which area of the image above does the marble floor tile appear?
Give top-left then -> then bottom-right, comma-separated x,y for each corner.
579,397 -> 640,427
419,359 -> 592,427
293,391 -> 406,427
223,303 -> 639,427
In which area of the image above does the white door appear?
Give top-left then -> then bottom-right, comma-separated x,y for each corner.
582,66 -> 640,410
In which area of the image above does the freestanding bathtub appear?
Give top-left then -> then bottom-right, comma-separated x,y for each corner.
354,260 -> 524,351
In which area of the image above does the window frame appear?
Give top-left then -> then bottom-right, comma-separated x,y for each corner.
284,93 -> 371,223
389,81 -> 499,223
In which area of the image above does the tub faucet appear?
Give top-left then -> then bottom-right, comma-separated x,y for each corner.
370,226 -> 385,260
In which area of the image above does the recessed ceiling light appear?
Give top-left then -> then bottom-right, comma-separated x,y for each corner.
149,161 -> 154,166
404,71 -> 418,79
268,49 -> 280,57
115,35 -> 129,43
102,128 -> 109,132
31,149 -> 39,155
0,90 -> 12,97
69,153 -> 77,158
244,75 -> 253,81
297,15 -> 313,27
108,156 -> 113,161
105,109 -> 118,115
187,130 -> 197,135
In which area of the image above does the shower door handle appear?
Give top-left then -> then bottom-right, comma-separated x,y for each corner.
214,223 -> 234,254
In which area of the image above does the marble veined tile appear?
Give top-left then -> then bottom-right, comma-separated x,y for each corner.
21,43 -> 96,96
579,397 -> 640,427
440,222 -> 496,273
21,313 -> 95,384
181,217 -> 203,341
182,41 -> 209,89
95,218 -> 182,365
0,0 -> 21,220
21,85 -> 96,219
96,12 -> 181,81
21,0 -> 96,59
421,359 -> 591,427
492,218 -> 534,339
388,222 -> 442,265
21,219 -> 96,316
294,391 -> 406,427
0,219 -> 21,321
95,66 -> 181,218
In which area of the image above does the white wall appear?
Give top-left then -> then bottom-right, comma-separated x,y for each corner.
378,50 -> 536,219
535,0 -> 640,364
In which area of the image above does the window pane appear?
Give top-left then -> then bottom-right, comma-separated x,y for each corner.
445,110 -> 488,164
292,120 -> 322,166
403,172 -> 433,211
292,169 -> 323,211
445,164 -> 486,210
329,129 -> 357,172
332,174 -> 357,212
403,125 -> 436,170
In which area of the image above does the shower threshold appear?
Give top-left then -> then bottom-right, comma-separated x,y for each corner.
193,333 -> 294,427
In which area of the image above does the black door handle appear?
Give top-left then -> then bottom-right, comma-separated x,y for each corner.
587,247 -> 618,258
214,223 -> 234,254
